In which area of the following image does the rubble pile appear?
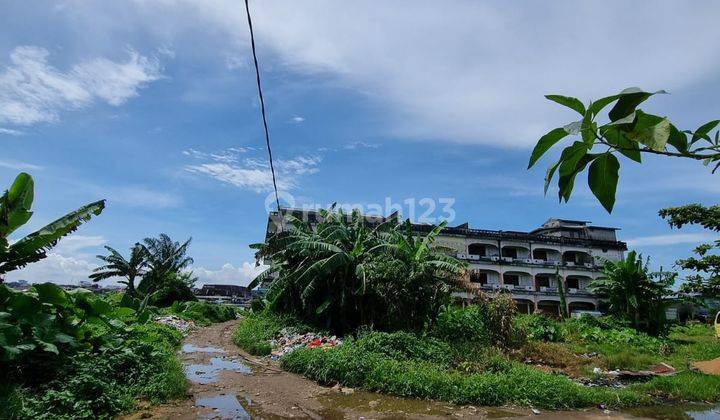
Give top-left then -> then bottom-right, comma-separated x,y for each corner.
269,327 -> 342,360
155,315 -> 196,333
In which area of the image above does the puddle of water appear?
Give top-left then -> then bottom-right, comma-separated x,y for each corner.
196,394 -> 250,419
624,403 -> 720,420
185,357 -> 253,384
182,344 -> 226,354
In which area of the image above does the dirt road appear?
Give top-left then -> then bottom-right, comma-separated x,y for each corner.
123,319 -> 648,419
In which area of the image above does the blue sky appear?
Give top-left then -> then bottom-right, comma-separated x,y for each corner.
2,1 -> 719,286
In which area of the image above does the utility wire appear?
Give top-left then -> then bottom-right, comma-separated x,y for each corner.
244,0 -> 283,222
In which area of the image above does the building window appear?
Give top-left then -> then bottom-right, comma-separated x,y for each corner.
566,277 -> 579,289
502,248 -> 518,259
468,243 -> 486,256
536,276 -> 550,288
533,249 -> 548,260
470,271 -> 488,284
504,274 -> 519,286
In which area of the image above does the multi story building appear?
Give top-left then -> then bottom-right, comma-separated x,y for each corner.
262,209 -> 626,316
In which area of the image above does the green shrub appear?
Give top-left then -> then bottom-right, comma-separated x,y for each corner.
516,314 -> 563,342
433,296 -> 516,347
433,305 -> 488,344
562,317 -> 664,352
281,340 -> 647,409
1,288 -> 189,419
353,331 -> 453,366
11,336 -> 186,419
233,311 -> 291,356
168,301 -> 237,326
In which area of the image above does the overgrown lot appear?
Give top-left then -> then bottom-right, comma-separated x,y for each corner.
236,305 -> 720,409
0,284 -> 236,419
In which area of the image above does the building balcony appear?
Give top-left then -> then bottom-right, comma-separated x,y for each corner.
458,252 -> 599,270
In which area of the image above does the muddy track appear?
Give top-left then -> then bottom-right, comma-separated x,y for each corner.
122,320 -> 641,419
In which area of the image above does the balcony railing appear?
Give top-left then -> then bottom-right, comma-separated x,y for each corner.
458,253 -> 598,269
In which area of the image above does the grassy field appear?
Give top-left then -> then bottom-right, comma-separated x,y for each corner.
235,309 -> 720,409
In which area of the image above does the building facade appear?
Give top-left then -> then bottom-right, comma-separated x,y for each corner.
263,210 -> 627,316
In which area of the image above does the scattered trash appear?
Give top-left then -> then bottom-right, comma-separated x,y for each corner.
597,404 -> 606,410
692,357 -> 720,376
155,315 -> 195,333
531,408 -> 541,415
341,387 -> 355,395
269,328 -> 343,360
586,363 -> 676,383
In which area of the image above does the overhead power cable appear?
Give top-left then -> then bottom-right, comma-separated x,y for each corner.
244,0 -> 283,221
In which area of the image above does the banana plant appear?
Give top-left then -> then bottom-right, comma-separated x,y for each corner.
0,172 -> 105,281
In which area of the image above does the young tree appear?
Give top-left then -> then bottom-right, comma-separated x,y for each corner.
528,88 -> 719,212
659,204 -> 720,298
589,251 -> 675,334
250,207 -> 467,333
137,234 -> 194,300
0,173 -> 104,282
90,244 -> 147,296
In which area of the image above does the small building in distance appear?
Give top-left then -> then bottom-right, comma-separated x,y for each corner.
197,284 -> 252,299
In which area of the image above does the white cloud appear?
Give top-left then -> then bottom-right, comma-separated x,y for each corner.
626,232 -> 718,247
193,262 -> 266,287
0,160 -> 42,171
0,46 -> 162,126
105,187 -> 181,209
53,235 -> 107,254
0,127 -> 23,136
139,1 -> 720,147
291,116 -> 305,123
185,148 -> 321,192
4,252 -> 97,285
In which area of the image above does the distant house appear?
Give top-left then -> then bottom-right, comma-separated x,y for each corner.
197,284 -> 252,299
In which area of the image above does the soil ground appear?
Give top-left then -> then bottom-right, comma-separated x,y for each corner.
123,319 -> 653,419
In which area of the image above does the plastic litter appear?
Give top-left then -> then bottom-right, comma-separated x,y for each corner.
154,315 -> 196,333
268,327 -> 343,360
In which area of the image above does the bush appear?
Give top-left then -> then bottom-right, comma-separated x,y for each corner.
515,314 -> 563,342
353,331 -> 453,366
168,301 -> 237,326
434,305 -> 488,344
433,295 -> 516,347
562,317 -> 664,352
280,336 -> 646,409
233,311 -> 292,356
6,323 -> 186,419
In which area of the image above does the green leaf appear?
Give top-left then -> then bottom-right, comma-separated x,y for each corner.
581,111 -> 596,145
528,128 -> 569,169
558,142 -> 589,177
556,142 -> 592,202
608,88 -> 666,122
563,121 -> 582,135
544,160 -> 561,195
692,120 -> 720,144
1,200 -> 105,275
607,111 -> 636,126
603,128 -> 641,163
588,95 -> 620,117
1,173 -> 34,239
667,124 -> 688,153
625,111 -> 670,151
545,95 -> 586,115
588,154 -> 620,213
558,153 -> 598,202
39,341 -> 59,354
33,283 -> 69,306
